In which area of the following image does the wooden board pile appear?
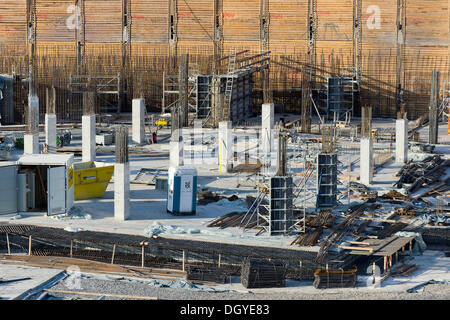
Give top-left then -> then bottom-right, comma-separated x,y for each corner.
394,155 -> 450,194
313,268 -> 358,289
240,258 -> 287,289
186,265 -> 228,284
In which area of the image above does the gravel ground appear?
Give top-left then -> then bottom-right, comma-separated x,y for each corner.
38,278 -> 450,300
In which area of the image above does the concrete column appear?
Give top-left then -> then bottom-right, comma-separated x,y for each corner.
170,140 -> 184,167
45,114 -> 57,154
24,134 -> 39,154
114,162 -> 130,221
24,94 -> 39,154
396,119 -> 408,164
132,98 -> 145,144
261,103 -> 274,161
82,115 -> 96,162
360,137 -> 373,185
219,121 -> 232,173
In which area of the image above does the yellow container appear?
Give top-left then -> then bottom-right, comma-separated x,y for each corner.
73,161 -> 114,200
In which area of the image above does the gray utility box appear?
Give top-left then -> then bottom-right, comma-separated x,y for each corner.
0,154 -> 74,216
0,74 -> 14,125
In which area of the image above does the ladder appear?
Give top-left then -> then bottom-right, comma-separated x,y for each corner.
222,49 -> 237,121
240,189 -> 267,230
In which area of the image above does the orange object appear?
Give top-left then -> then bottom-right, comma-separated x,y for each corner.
448,111 -> 450,134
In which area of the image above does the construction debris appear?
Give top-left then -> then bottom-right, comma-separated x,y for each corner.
394,155 -> 450,194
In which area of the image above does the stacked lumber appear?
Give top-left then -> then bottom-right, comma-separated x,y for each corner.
313,268 -> 358,289
186,265 -> 228,284
240,258 -> 287,289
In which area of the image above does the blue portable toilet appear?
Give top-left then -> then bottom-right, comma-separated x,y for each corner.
167,166 -> 197,215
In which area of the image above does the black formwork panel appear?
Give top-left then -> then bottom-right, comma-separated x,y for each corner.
269,176 -> 294,235
196,75 -> 213,119
317,153 -> 337,208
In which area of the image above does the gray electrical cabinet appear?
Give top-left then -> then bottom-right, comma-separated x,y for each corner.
0,162 -> 18,214
0,154 -> 74,216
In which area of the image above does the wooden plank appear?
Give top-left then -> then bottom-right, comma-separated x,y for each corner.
338,245 -> 374,253
44,289 -> 157,300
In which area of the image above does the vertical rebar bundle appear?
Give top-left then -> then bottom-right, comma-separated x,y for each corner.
26,95 -> 39,135
429,70 -> 440,144
321,125 -> 336,153
46,86 -> 56,114
82,81 -> 96,115
115,126 -> 129,163
361,106 -> 372,138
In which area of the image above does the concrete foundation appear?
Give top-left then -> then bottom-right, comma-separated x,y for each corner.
219,121 -> 232,173
45,114 -> 57,154
170,141 -> 184,167
114,162 -> 130,221
24,134 -> 39,154
360,137 -> 373,185
261,103 -> 274,161
396,119 -> 408,164
132,98 -> 145,144
82,115 -> 96,162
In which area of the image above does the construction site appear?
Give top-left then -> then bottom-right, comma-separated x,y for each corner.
0,0 -> 449,301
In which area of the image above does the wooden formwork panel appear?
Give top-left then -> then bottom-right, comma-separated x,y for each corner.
317,0 -> 353,41
359,48 -> 397,115
403,45 -> 449,117
131,0 -> 168,43
405,0 -> 449,46
223,41 -> 260,54
268,0 -> 308,41
36,0 -> 76,42
176,0 -> 214,41
361,0 -> 396,44
36,41 -> 77,58
85,0 -> 122,43
132,42 -> 169,56
176,41 -> 214,55
84,42 -> 123,55
269,40 -> 308,55
223,0 -> 260,41
0,0 -> 27,42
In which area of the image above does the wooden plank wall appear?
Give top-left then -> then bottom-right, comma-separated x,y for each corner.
0,0 -> 449,118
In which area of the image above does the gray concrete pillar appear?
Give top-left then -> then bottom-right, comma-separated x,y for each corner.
261,103 -> 274,160
170,140 -> 184,167
219,121 -> 232,173
114,162 -> 130,221
132,98 -> 145,144
396,119 -> 408,164
24,134 -> 39,154
360,137 -> 373,185
45,114 -> 57,154
24,94 -> 39,154
82,115 -> 96,162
